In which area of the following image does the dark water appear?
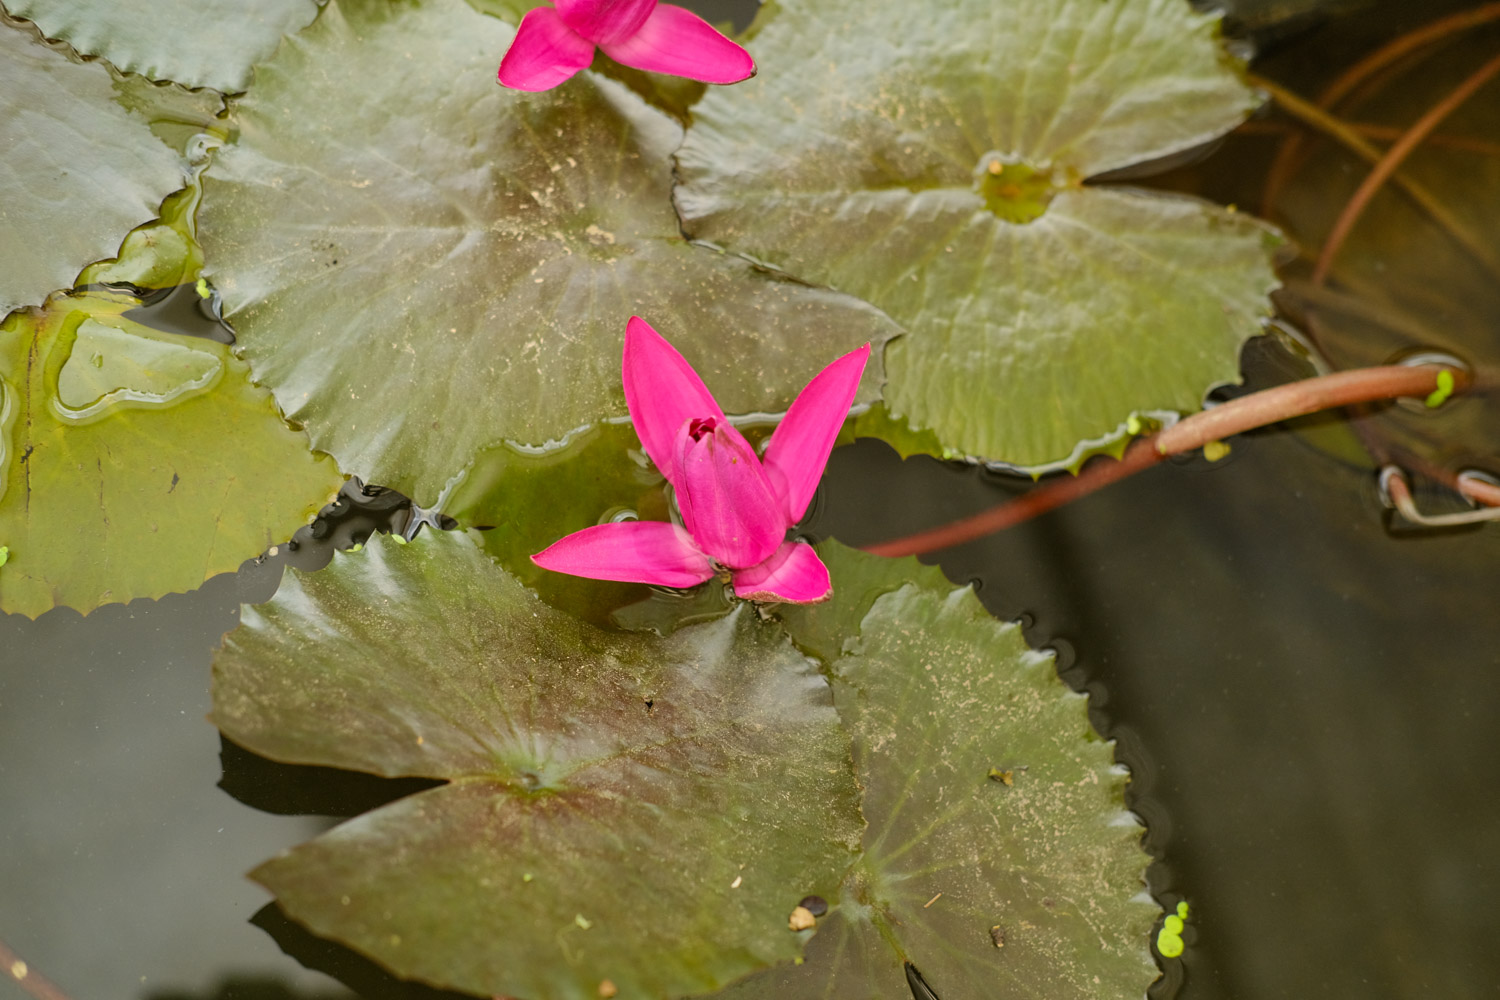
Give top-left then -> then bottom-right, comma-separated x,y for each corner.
811,410 -> 1500,1000
6,1 -> 1500,999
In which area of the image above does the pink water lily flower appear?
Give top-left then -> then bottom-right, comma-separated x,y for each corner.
532,317 -> 870,604
498,0 -> 755,92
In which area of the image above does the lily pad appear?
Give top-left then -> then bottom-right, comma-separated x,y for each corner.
716,542 -> 1159,999
0,16 -> 188,318
675,0 -> 1280,470
4,0 -> 319,93
199,0 -> 898,503
0,290 -> 342,617
212,530 -> 864,999
440,420 -> 685,627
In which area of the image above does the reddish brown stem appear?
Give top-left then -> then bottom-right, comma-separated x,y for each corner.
1462,476 -> 1500,507
0,940 -> 73,1000
1248,76 -> 1500,283
861,438 -> 1163,558
862,365 -> 1457,558
1154,365 -> 1451,454
1313,51 -> 1500,285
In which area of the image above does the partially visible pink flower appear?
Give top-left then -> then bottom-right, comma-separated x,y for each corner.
498,0 -> 755,92
532,317 -> 870,604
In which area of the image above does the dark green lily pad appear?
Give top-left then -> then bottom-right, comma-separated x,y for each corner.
0,16 -> 189,318
212,530 -> 864,999
676,0 -> 1280,470
717,542 -> 1159,999
0,290 -> 342,617
4,0 -> 319,93
200,0 -> 897,503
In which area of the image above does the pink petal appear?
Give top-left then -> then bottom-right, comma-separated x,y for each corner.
674,418 -> 786,570
599,4 -> 756,85
498,7 -> 597,92
732,542 -> 832,604
622,316 -> 726,488
761,343 -> 871,524
531,520 -> 715,588
555,0 -> 657,45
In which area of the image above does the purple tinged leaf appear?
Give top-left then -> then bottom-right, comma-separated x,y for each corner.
531,520 -> 714,587
554,0 -> 658,46
761,343 -> 871,524
732,542 -> 832,604
622,315 -> 725,488
600,4 -> 756,85
497,6 -> 597,91
673,418 -> 786,569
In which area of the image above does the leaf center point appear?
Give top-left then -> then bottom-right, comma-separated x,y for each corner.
974,154 -> 1056,224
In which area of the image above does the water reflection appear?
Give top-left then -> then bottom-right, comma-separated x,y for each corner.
53,317 -> 223,425
118,281 -> 236,346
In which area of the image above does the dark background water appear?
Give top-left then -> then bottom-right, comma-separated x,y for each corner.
5,1 -> 1500,999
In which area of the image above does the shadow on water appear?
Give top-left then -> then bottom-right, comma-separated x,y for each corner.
216,738 -> 442,820
249,908 -> 468,1000
146,975 -> 348,1000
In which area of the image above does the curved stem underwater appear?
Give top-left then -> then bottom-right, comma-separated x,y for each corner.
862,364 -> 1471,558
1249,76 -> 1500,282
1260,2 -> 1500,212
1312,50 -> 1500,285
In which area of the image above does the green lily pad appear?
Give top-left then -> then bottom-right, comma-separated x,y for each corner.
4,0 -> 319,93
716,542 -> 1158,999
0,290 -> 342,617
199,0 -> 898,503
0,17 -> 188,319
675,0 -> 1280,470
212,530 -> 864,999
440,420 -> 684,627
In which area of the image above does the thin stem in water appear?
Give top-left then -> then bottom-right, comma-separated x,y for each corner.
1261,2 -> 1500,211
1312,51 -> 1500,285
0,939 -> 74,1000
1250,74 -> 1500,282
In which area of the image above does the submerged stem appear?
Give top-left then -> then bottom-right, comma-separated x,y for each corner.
1250,75 -> 1500,282
862,365 -> 1463,558
1312,51 -> 1500,285
0,939 -> 74,1000
1260,2 -> 1500,212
